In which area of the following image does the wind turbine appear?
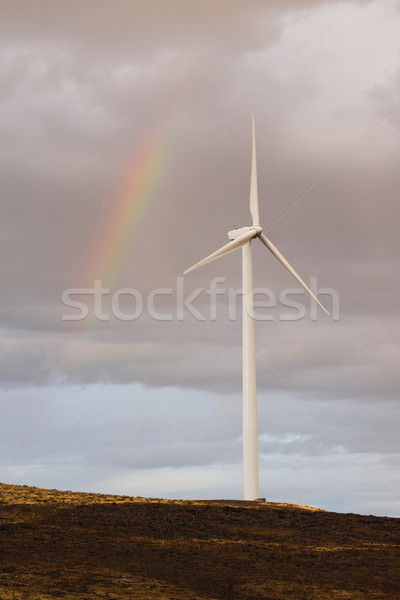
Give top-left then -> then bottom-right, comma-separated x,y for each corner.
184,113 -> 330,501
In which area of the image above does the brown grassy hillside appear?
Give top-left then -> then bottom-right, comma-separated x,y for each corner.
0,482 -> 399,599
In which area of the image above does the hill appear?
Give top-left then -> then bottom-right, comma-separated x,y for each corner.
0,482 -> 399,599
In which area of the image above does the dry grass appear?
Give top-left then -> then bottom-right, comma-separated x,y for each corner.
1,483 -> 399,599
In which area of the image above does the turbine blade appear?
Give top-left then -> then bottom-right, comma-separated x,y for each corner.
184,229 -> 256,275
249,111 -> 260,227
258,233 -> 331,316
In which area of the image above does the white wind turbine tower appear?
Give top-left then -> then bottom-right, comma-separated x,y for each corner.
184,113 -> 330,501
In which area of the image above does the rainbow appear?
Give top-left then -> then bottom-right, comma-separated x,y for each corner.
87,126 -> 169,287
84,69 -> 207,291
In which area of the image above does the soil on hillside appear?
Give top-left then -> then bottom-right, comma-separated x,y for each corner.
0,483 -> 399,599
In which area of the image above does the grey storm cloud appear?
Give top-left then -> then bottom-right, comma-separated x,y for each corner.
0,0 -> 399,514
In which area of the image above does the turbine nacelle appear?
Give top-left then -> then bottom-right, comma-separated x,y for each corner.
228,226 -> 262,241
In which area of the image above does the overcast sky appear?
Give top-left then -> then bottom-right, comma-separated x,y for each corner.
0,0 -> 399,516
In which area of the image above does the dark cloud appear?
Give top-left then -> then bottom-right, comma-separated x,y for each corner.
0,0 -> 399,514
